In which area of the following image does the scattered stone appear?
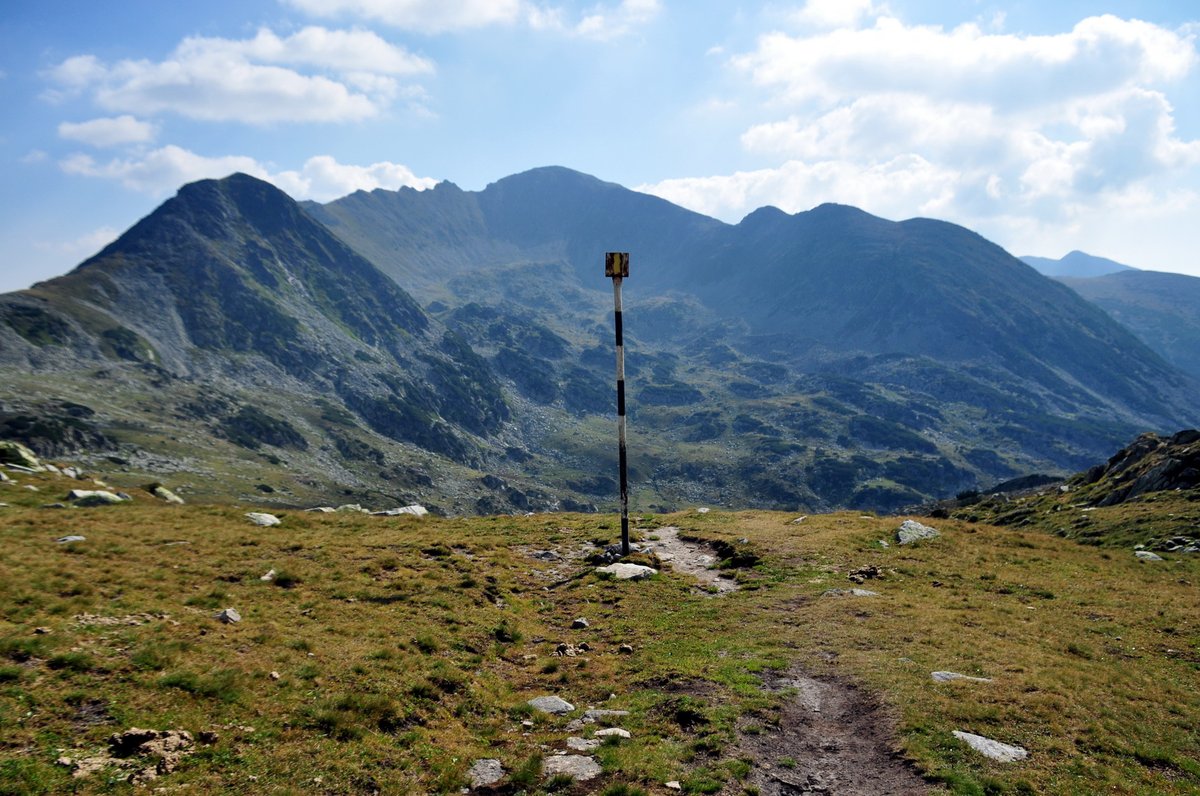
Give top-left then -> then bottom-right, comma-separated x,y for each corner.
528,695 -> 574,714
848,565 -> 884,584
57,535 -> 87,544
665,781 -> 682,791
260,569 -> 276,582
582,709 -> 630,724
44,463 -> 61,474
305,506 -> 335,513
529,549 -> 562,561
571,617 -> 590,629
34,626 -> 51,635
336,503 -> 369,513
696,507 -> 710,514
555,643 -> 588,657
245,512 -> 281,527
878,539 -> 890,548
1135,550 -> 1164,561
108,727 -> 196,783
566,737 -> 600,752
0,441 -> 41,469
0,470 -> 10,482
618,644 -> 634,655
952,730 -> 1028,762
215,608 -> 241,624
822,588 -> 879,598
269,671 -> 281,680
372,504 -> 429,517
932,671 -> 993,683
595,563 -> 657,580
542,755 -> 601,782
791,515 -> 807,524
467,758 -> 505,788
67,489 -> 127,506
148,484 -> 185,504
41,503 -> 67,509
594,727 -> 630,739
896,519 -> 939,544
24,484 -> 39,491
197,731 -> 219,745
62,466 -> 83,479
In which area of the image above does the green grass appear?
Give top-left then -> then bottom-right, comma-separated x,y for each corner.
0,471 -> 1197,793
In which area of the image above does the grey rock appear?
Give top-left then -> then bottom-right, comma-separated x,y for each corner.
0,470 -> 11,482
566,737 -> 600,752
260,569 -> 276,582
68,489 -> 127,507
245,512 -> 281,527
215,608 -> 241,624
0,441 -> 41,469
57,535 -> 86,543
897,519 -> 939,545
41,502 -> 67,509
932,671 -> 992,683
1135,550 -> 1164,561
528,695 -> 574,714
305,506 -> 335,513
150,485 -> 185,504
582,709 -> 630,724
571,617 -> 590,629
335,504 -> 369,513
595,563 -> 657,580
467,758 -> 505,788
822,588 -> 879,597
542,755 -> 601,782
594,727 -> 630,738
952,730 -> 1028,762
370,504 -> 430,517
618,643 -> 634,654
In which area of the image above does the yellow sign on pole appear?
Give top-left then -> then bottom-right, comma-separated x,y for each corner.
605,252 -> 629,278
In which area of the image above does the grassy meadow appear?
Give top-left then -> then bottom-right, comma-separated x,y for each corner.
0,469 -> 1198,794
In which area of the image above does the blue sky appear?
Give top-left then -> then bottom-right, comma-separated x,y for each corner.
2,1 -> 1198,292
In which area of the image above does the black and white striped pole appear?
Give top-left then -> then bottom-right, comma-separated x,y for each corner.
606,252 -> 631,556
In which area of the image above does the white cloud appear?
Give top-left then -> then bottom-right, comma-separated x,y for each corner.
20,150 -> 49,164
58,115 -> 157,147
282,0 -> 524,32
35,226 -> 121,259
791,0 -> 880,30
284,0 -> 660,38
59,145 -> 435,202
735,14 -> 1196,108
45,26 -> 428,124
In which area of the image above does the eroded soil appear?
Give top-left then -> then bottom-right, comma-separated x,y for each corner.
640,525 -> 739,594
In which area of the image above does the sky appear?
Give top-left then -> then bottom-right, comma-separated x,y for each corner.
1,1 -> 1198,293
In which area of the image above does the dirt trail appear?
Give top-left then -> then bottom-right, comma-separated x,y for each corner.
638,525 -> 738,593
738,667 -> 930,795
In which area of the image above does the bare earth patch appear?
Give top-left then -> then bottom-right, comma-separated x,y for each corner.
739,667 -> 930,795
640,525 -> 739,593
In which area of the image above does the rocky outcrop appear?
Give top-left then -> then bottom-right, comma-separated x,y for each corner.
1075,430 -> 1200,506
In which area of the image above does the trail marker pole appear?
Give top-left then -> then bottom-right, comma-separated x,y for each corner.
606,252 -> 631,556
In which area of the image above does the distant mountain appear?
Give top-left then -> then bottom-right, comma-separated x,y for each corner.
1020,250 -> 1135,278
1059,269 -> 1200,380
1,168 -> 1197,514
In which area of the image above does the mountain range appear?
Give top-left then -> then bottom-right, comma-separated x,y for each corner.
1,167 -> 1196,514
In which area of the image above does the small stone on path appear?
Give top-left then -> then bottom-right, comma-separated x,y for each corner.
528,695 -> 574,714
953,730 -> 1028,762
245,512 -> 281,527
595,563 -> 657,580
467,758 -> 505,788
896,519 -> 939,544
542,755 -> 601,782
932,671 -> 992,683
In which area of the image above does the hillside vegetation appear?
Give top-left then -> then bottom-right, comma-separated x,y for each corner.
1,464 -> 1197,795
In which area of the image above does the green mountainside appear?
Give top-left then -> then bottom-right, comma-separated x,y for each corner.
1,169 -> 1197,513
1058,269 -> 1200,380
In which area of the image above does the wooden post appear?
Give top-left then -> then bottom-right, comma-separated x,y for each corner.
606,252 -> 631,556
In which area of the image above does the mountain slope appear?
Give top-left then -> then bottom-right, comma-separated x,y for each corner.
1059,269 -> 1200,380
0,174 -> 517,508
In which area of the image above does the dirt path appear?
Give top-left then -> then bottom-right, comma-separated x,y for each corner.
737,667 -> 930,795
638,525 -> 738,594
